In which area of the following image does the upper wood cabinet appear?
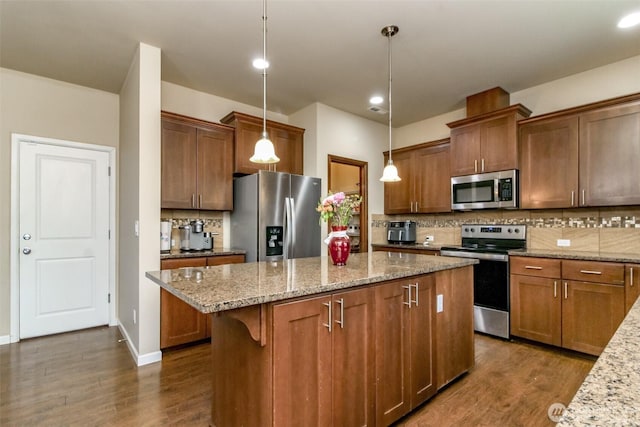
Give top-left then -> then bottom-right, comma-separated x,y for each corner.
519,116 -> 579,209
384,139 -> 451,214
161,112 -> 234,210
447,104 -> 531,176
519,94 -> 640,209
221,111 -> 304,175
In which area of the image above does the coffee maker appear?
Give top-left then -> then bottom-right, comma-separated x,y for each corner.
179,220 -> 214,251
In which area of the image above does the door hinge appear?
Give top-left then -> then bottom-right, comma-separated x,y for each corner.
108,293 -> 111,303
108,229 -> 111,239
108,166 -> 111,176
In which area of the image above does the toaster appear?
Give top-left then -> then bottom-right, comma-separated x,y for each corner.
387,220 -> 417,244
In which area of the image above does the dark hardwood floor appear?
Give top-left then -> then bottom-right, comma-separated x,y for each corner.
0,326 -> 594,426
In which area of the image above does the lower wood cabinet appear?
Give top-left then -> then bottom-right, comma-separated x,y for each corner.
160,254 -> 244,349
273,287 -> 375,427
210,267 -> 473,427
371,244 -> 440,256
510,257 -> 626,356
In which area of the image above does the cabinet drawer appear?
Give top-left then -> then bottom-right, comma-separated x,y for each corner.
510,257 -> 561,278
562,260 -> 624,285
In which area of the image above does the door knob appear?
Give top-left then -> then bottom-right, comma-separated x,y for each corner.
23,233 -> 31,240
23,248 -> 31,255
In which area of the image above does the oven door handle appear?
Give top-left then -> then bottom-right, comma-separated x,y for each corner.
440,250 -> 509,262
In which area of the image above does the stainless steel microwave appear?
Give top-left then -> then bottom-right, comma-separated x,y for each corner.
451,169 -> 518,210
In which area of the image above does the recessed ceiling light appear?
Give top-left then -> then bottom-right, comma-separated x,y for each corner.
369,95 -> 384,105
252,58 -> 269,69
618,11 -> 640,28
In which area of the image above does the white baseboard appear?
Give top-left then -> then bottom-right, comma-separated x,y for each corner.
117,323 -> 162,366
0,334 -> 19,345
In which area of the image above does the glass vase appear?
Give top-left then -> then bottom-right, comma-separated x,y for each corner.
329,225 -> 350,266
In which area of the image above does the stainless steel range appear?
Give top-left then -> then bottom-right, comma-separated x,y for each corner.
441,224 -> 526,339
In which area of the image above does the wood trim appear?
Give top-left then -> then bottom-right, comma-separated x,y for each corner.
223,304 -> 268,346
446,104 -> 532,129
518,92 -> 640,125
220,110 -> 306,133
161,110 -> 235,132
382,137 -> 450,157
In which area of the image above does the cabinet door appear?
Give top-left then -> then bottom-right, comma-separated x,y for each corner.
519,116 -> 579,209
271,126 -> 304,175
161,120 -> 197,209
332,288 -> 375,427
233,119 -> 264,175
197,127 -> 234,210
450,125 -> 481,176
414,144 -> 451,213
579,101 -> 640,206
375,280 -> 411,426
562,280 -> 625,356
436,266 -> 474,389
480,115 -> 517,173
383,150 -> 413,214
625,264 -> 640,313
273,296 -> 333,427
409,276 -> 437,408
159,257 -> 208,349
510,274 -> 562,346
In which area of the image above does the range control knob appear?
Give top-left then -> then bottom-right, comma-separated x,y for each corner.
507,228 -> 513,233
514,228 -> 520,233
470,228 -> 475,232
464,227 -> 469,232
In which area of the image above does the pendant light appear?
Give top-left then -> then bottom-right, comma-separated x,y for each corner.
250,0 -> 280,164
379,25 -> 401,182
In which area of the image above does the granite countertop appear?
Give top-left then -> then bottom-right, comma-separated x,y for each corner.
559,296 -> 640,425
371,242 -> 444,251
146,252 -> 476,314
509,249 -> 640,264
160,248 -> 246,260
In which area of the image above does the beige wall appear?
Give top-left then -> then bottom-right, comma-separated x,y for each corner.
0,68 -> 119,340
118,43 -> 162,363
395,55 -> 640,148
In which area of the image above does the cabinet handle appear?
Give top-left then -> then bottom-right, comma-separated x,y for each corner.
474,159 -> 478,173
413,283 -> 419,307
415,202 -> 419,212
525,265 -> 543,270
481,158 -> 485,172
631,268 -> 635,287
581,189 -> 585,206
571,191 -> 575,207
403,285 -> 412,308
323,302 -> 332,332
554,281 -> 557,298
580,270 -> 602,275
199,194 -> 202,208
192,194 -> 196,208
335,298 -> 344,329
564,282 -> 568,299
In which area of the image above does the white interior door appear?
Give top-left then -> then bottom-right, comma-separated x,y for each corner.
19,141 -> 110,338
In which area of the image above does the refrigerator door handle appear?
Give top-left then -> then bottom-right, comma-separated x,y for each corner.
284,197 -> 291,260
289,197 -> 296,258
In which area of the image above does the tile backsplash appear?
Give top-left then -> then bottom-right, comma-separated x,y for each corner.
161,209 -> 224,249
372,207 -> 640,254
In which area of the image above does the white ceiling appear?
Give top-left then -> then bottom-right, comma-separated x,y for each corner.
1,0 -> 639,126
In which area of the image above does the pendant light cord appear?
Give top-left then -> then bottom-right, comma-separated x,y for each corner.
262,0 -> 268,139
387,29 -> 393,162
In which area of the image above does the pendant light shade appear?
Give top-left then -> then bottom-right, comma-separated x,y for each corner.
250,0 -> 280,164
380,25 -> 400,182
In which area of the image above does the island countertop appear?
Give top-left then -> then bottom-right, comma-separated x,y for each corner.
146,252 -> 477,314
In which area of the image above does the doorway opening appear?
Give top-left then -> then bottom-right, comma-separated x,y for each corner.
327,155 -> 368,253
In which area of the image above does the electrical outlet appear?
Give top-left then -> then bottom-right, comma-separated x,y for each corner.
557,239 -> 571,247
134,220 -> 139,237
425,235 -> 435,242
133,309 -> 137,324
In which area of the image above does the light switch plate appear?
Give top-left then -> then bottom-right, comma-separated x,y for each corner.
557,239 -> 571,247
437,294 -> 443,313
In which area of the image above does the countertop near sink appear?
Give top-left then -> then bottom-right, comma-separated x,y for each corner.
160,248 -> 246,260
509,249 -> 640,264
147,252 -> 476,314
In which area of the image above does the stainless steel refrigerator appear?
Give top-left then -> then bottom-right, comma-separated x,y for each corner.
231,170 -> 321,262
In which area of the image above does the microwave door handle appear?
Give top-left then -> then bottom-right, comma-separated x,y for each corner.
495,178 -> 500,202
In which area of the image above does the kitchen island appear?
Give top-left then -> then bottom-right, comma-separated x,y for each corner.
146,252 -> 477,426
